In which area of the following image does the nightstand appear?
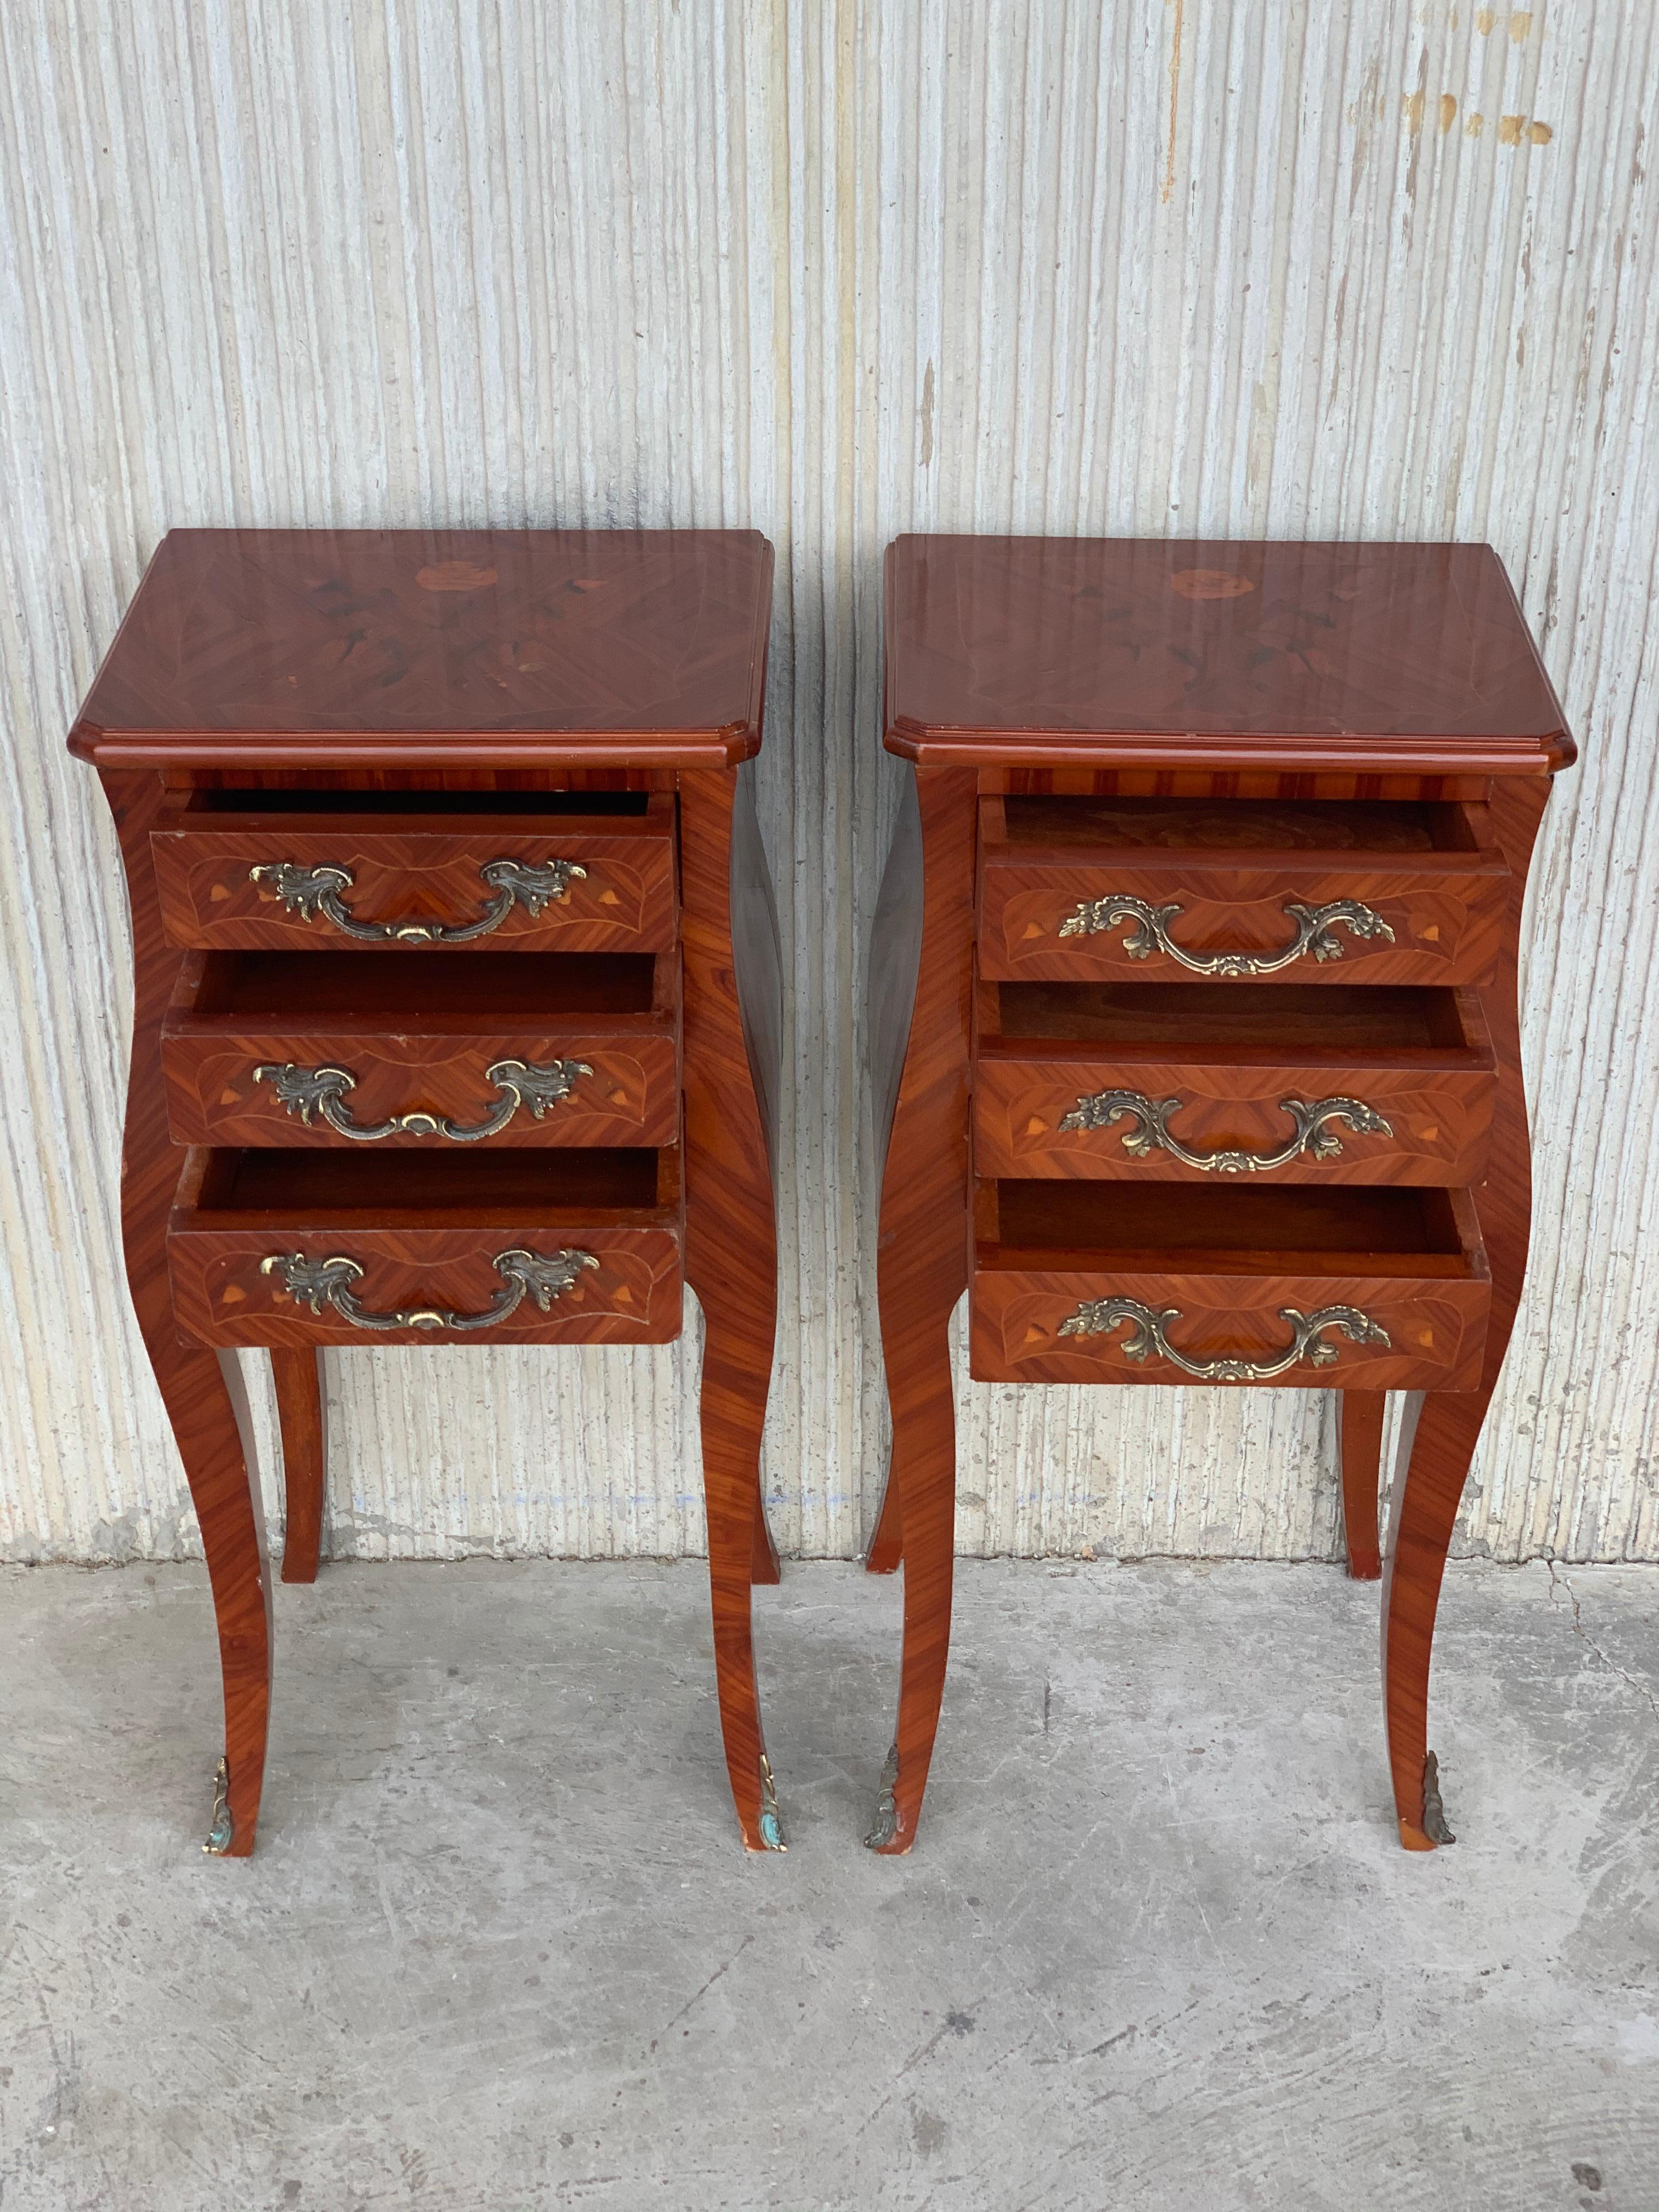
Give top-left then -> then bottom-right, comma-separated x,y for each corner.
866,535 -> 1573,1856
71,528 -> 786,1857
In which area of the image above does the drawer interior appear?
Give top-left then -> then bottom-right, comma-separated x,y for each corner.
181,1144 -> 676,1222
980,1180 -> 1480,1277
988,981 -> 1483,1053
185,949 -> 662,1020
995,796 -> 1483,853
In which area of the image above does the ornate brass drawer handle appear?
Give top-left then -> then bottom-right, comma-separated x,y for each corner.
1057,1088 -> 1393,1172
249,856 -> 586,943
1056,893 -> 1395,976
261,1246 -> 599,1333
1057,1295 -> 1390,1382
253,1057 -> 594,1143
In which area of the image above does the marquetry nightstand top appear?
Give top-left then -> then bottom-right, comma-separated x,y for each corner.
69,527 -> 774,772
884,536 -> 1572,779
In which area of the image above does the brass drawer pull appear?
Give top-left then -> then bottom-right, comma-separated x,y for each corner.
261,1246 -> 599,1333
1056,893 -> 1395,975
249,856 -> 586,943
253,1057 -> 593,1143
1058,1087 -> 1393,1172
1057,1296 -> 1390,1381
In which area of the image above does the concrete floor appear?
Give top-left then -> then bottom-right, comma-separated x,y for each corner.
2,1556 -> 1657,2211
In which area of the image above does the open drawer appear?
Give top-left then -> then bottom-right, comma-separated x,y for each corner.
168,1146 -> 684,1347
150,788 -> 678,953
969,1181 -> 1490,1390
161,950 -> 680,1149
977,795 -> 1508,985
973,978 -> 1497,1184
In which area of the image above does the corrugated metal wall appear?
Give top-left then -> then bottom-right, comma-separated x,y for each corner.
1,0 -> 1654,1566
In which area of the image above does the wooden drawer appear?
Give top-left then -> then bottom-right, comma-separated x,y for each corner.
973,979 -> 1497,1184
151,791 -> 677,953
160,951 -> 680,1150
168,1146 -> 683,1347
976,796 -> 1508,985
969,1182 -> 1490,1390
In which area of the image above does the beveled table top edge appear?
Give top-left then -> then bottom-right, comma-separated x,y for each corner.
882,720 -> 1573,776
66,720 -> 761,770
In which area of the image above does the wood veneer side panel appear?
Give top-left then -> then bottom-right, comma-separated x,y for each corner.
1381,775 -> 1553,1848
868,765 -> 979,1850
97,768 -> 273,1855
680,766 -> 782,1844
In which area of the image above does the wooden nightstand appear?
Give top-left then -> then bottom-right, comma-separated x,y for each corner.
866,536 -> 1573,1857
71,528 -> 787,1857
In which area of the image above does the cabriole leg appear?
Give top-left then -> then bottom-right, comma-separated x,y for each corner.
1380,776 -> 1549,1850
866,768 -> 975,1854
101,768 -> 275,1855
682,765 -> 785,1850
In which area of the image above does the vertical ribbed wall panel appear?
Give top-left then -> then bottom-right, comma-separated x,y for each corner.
1,1 -> 1654,1565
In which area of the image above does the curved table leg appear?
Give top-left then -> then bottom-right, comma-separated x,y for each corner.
273,1348 -> 328,1584
101,769 -> 274,1855
1337,1392 -> 1384,1581
682,765 -> 785,1850
866,768 -> 976,1853
1381,777 -> 1550,1850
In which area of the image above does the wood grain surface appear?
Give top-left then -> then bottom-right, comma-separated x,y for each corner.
885,538 -> 1573,777
69,529 -> 774,771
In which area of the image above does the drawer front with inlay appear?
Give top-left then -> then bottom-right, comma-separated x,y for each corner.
162,1032 -> 681,1150
976,798 -> 1509,985
974,1059 -> 1496,1184
171,1221 -> 682,1347
151,800 -> 677,953
970,1262 -> 1490,1390
973,978 -> 1498,1183
969,1181 -> 1491,1390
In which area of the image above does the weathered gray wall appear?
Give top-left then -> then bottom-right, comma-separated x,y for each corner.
1,0 -> 1654,1565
